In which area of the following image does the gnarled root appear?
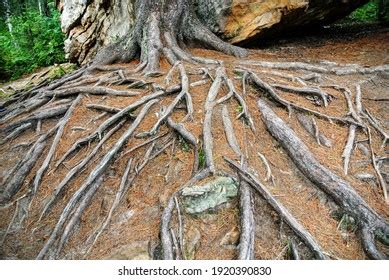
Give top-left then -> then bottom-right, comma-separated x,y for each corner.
88,0 -> 246,75
257,98 -> 388,259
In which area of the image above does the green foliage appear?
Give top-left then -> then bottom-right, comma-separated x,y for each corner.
349,1 -> 379,22
338,214 -> 357,232
198,146 -> 205,170
179,135 -> 191,153
0,8 -> 65,81
348,0 -> 389,22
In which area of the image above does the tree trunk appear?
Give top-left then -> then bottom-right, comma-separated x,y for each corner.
377,0 -> 389,21
60,0 -> 368,65
3,0 -> 13,34
38,0 -> 51,17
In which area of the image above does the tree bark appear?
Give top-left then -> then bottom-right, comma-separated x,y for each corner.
38,0 -> 51,17
3,0 -> 13,34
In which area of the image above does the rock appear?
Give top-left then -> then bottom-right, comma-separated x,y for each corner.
184,226 -> 201,260
108,241 -> 151,260
180,177 -> 238,214
219,0 -> 368,44
220,226 -> 240,246
117,210 -> 135,224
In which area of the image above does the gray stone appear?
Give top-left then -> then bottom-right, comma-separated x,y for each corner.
108,241 -> 151,260
180,177 -> 238,214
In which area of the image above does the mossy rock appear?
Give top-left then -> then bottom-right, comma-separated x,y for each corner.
180,177 -> 238,214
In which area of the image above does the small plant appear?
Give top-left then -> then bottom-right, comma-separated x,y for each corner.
236,105 -> 243,114
347,0 -> 389,23
337,214 -> 357,232
198,146 -> 206,169
178,135 -> 191,152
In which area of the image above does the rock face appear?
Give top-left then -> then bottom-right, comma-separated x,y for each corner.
59,0 -> 367,64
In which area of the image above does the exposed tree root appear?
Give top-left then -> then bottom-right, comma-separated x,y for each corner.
240,60 -> 389,75
2,104 -> 71,134
297,114 -> 332,148
225,157 -> 326,260
44,86 -> 141,98
37,99 -> 158,259
1,14 -> 388,260
221,104 -> 255,259
245,70 -> 363,127
39,120 -> 127,220
257,99 -> 388,259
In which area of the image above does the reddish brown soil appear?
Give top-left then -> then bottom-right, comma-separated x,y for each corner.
0,26 -> 388,260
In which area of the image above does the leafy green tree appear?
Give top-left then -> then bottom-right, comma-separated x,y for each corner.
0,6 -> 65,80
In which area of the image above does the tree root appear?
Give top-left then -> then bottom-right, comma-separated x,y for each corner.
221,105 -> 242,157
342,125 -> 357,175
296,114 -> 332,148
220,104 -> 255,259
44,86 -> 140,98
166,117 -> 199,175
161,168 -> 212,260
257,98 -> 388,259
271,84 -> 332,107
39,120 -> 127,220
1,26 -> 388,261
31,96 -> 82,198
225,157 -> 326,260
240,60 -> 389,75
54,89 -> 176,169
245,70 -> 363,127
2,103 -> 71,133
37,99 -> 158,259
0,125 -> 58,205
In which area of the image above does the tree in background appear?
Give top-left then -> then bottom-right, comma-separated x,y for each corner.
2,0 -> 13,34
377,0 -> 389,21
0,0 -> 64,80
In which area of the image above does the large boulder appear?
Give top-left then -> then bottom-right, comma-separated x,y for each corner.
59,0 -> 368,64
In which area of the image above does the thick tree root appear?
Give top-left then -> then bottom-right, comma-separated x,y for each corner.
2,103 -> 71,133
44,86 -> 141,98
221,104 -> 255,259
225,157 -> 327,260
257,98 -> 388,259
37,99 -> 158,259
